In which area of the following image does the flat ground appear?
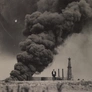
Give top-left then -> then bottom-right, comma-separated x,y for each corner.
0,80 -> 92,92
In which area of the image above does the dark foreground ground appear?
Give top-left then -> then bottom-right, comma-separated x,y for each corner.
0,80 -> 92,92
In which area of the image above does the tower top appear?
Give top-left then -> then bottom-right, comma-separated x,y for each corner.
68,57 -> 71,61
68,58 -> 71,68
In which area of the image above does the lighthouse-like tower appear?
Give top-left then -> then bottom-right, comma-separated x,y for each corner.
67,58 -> 72,80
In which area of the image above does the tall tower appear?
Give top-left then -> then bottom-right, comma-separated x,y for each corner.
67,58 -> 72,80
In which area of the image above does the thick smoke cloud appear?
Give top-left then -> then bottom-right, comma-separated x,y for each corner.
37,0 -> 80,12
5,0 -> 92,81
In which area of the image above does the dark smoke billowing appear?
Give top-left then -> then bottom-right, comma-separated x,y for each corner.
6,0 -> 92,81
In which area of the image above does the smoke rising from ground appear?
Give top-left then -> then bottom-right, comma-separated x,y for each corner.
5,0 -> 92,81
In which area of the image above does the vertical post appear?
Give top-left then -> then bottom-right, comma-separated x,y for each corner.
62,69 -> 64,80
58,69 -> 60,78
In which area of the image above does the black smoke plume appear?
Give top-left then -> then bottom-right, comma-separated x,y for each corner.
6,0 -> 92,81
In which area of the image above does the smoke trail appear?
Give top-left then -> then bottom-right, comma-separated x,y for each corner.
5,0 -> 92,81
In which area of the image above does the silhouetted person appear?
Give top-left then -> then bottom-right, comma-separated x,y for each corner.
52,69 -> 56,80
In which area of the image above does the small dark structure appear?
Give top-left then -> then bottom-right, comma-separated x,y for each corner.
52,69 -> 56,80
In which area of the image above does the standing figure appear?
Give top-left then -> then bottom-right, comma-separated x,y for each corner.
52,69 -> 56,80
